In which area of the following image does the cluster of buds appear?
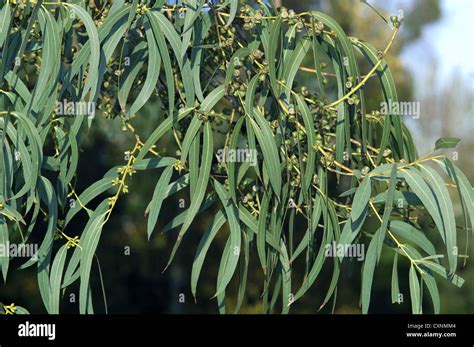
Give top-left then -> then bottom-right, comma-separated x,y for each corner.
118,165 -> 136,177
228,50 -> 268,96
320,151 -> 335,168
108,196 -> 117,206
196,112 -> 209,122
240,6 -> 262,31
3,303 -> 16,315
241,186 -> 262,215
218,26 -> 237,48
312,20 -> 325,36
347,94 -> 360,106
66,236 -> 80,249
136,2 -> 149,15
390,15 -> 402,29
279,7 -> 305,32
173,160 -> 186,172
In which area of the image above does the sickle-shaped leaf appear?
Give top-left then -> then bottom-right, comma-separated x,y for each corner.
127,20 -> 161,116
361,229 -> 379,314
147,165 -> 174,239
351,175 -> 371,222
419,165 -> 457,274
250,108 -> 282,198
49,244 -> 68,314
409,265 -> 422,314
391,252 -> 399,304
191,210 -> 226,299
213,180 -> 241,297
0,216 -> 8,282
435,137 -> 461,150
79,200 -> 109,314
66,4 -> 100,102
166,122 -> 213,269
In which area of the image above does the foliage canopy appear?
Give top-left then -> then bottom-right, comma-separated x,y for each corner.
0,0 -> 472,314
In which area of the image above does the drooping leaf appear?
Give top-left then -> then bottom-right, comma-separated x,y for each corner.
49,244 -> 68,314
79,200 -> 109,314
213,180 -> 241,297
166,122 -> 213,269
191,210 -> 225,299
391,252 -> 399,304
434,137 -> 461,150
351,175 -> 371,222
419,165 -> 457,274
409,265 -> 422,314
147,165 -> 174,239
361,229 -> 379,314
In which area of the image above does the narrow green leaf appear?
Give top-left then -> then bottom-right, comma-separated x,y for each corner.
66,4 -> 100,102
147,165 -> 174,240
79,200 -> 109,314
391,252 -> 399,304
409,265 -> 422,314
420,261 -> 464,288
295,95 -> 316,191
400,168 -> 446,244
435,137 -> 461,150
127,20 -> 161,116
49,244 -> 68,314
362,229 -> 379,314
419,165 -> 457,274
191,210 -> 225,299
146,11 -> 175,115
226,0 -> 238,26
118,42 -> 146,112
436,159 -> 474,245
0,2 -> 11,48
390,220 -> 437,256
351,175 -> 371,222
422,272 -> 440,314
234,228 -> 250,313
280,241 -> 292,314
228,116 -> 245,204
166,122 -> 213,269
250,109 -> 282,198
214,180 -> 241,297
376,164 -> 397,260
294,213 -> 331,301
257,191 -> 270,274
372,190 -> 421,207
265,18 -> 281,94
0,216 -> 8,282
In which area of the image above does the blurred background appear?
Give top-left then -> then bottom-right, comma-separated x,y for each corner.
2,0 -> 473,314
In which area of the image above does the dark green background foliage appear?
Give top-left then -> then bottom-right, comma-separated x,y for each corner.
0,0 -> 472,314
